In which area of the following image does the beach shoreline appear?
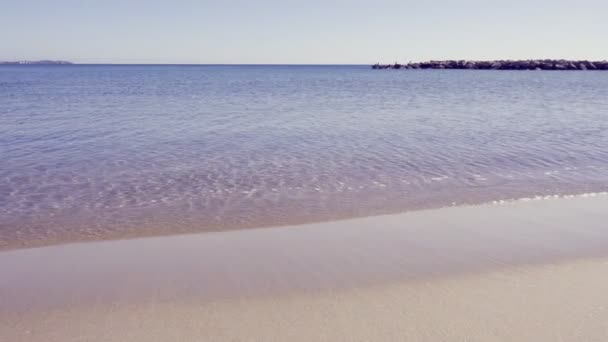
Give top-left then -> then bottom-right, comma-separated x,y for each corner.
2,195 -> 608,340
2,191 -> 607,252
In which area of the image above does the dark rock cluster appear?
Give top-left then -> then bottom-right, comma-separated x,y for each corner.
372,60 -> 608,70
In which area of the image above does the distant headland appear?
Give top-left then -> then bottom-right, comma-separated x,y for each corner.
372,60 -> 608,71
0,60 -> 73,65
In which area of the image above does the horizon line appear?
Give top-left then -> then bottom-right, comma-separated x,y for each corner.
3,59 -> 607,66
0,62 -> 372,66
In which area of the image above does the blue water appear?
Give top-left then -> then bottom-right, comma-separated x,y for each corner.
2,65 -> 608,248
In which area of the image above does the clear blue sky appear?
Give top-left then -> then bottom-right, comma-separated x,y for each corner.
2,0 -> 607,64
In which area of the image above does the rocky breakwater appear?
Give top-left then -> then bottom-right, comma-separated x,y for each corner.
372,60 -> 608,70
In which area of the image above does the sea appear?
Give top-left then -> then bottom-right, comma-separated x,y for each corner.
2,65 -> 608,248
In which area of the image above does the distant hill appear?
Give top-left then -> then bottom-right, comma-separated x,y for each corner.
0,60 -> 73,65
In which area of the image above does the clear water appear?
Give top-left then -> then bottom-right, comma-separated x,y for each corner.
2,65 -> 608,248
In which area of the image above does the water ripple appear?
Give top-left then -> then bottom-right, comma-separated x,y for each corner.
1,65 -> 608,247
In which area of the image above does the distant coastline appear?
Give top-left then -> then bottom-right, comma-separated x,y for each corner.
373,59 -> 608,70
0,60 -> 73,65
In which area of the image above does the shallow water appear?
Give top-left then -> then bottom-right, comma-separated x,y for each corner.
1,65 -> 608,247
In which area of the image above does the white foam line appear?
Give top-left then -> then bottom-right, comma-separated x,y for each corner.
491,192 -> 608,205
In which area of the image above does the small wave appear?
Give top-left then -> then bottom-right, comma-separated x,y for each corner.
491,192 -> 608,205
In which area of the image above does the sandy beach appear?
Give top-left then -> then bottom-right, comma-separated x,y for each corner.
2,194 -> 608,341
4,2 -> 608,340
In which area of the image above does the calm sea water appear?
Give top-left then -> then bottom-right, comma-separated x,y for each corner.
2,65 -> 608,248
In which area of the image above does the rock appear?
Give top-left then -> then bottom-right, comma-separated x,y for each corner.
371,60 -> 608,71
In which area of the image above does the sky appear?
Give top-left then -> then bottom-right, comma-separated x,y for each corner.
1,0 -> 607,64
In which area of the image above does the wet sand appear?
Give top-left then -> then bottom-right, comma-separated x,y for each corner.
2,195 -> 608,341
